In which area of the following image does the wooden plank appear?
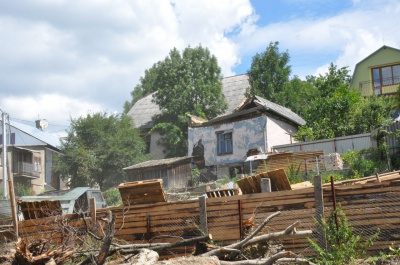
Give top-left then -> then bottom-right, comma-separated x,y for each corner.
199,195 -> 208,235
314,175 -> 326,250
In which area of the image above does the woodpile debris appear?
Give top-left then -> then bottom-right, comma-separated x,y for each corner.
237,168 -> 291,194
118,179 -> 167,205
255,150 -> 325,175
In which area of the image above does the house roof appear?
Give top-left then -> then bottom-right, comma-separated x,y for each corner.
4,119 -> 61,150
127,74 -> 249,129
123,156 -> 193,171
252,96 -> 306,126
350,45 -> 400,87
189,96 -> 306,127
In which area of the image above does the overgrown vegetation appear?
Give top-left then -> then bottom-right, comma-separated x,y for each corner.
309,205 -> 379,265
103,187 -> 122,207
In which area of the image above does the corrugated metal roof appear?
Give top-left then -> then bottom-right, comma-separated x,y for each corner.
254,96 -> 306,126
127,74 -> 249,129
21,187 -> 90,201
124,156 -> 192,170
6,119 -> 61,149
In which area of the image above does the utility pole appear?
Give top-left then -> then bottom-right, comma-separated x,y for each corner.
2,112 -> 7,199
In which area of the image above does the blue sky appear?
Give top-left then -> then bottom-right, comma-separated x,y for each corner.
0,0 -> 399,132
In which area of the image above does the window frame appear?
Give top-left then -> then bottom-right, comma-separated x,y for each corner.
217,131 -> 233,155
371,64 -> 400,95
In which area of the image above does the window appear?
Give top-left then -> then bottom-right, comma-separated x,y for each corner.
217,131 -> 232,155
372,64 -> 400,94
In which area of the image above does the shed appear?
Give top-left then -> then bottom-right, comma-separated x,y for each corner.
123,156 -> 193,189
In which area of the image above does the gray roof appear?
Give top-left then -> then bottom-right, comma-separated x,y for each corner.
123,156 -> 192,171
5,119 -> 61,149
127,74 -> 249,129
253,96 -> 306,126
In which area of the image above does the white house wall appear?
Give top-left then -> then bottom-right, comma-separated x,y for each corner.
188,116 -> 267,167
266,115 -> 298,152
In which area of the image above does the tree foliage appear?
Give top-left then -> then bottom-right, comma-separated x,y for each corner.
131,45 -> 227,157
55,112 -> 147,190
294,63 -> 393,141
247,41 -> 291,104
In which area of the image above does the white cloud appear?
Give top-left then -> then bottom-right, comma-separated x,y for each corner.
1,94 -> 104,125
0,0 -> 256,126
236,0 -> 400,78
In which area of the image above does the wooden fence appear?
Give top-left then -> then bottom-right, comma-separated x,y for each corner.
18,171 -> 400,258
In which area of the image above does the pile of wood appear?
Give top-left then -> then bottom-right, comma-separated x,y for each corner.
118,179 -> 167,205
18,200 -> 62,220
256,150 -> 325,175
206,188 -> 239,198
237,168 -> 291,194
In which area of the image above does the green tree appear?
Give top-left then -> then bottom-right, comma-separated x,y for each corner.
352,96 -> 394,134
247,41 -> 291,104
307,62 -> 351,97
55,112 -> 147,190
146,45 -> 227,157
294,64 -> 362,141
275,76 -> 318,118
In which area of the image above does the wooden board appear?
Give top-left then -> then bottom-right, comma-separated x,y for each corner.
118,179 -> 167,205
237,168 -> 291,193
262,168 -> 292,191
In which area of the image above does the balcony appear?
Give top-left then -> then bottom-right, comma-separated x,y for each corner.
359,76 -> 400,96
13,161 -> 41,179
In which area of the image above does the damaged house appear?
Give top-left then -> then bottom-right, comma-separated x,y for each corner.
188,96 -> 306,180
126,74 -> 306,182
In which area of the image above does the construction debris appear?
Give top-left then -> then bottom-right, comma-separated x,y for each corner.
118,179 -> 167,205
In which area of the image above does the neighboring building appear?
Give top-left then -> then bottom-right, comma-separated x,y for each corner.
0,119 -> 66,194
350,45 -> 400,96
126,74 -> 249,160
123,156 -> 193,189
188,95 -> 306,180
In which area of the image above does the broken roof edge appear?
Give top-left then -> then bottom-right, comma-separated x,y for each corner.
123,156 -> 193,171
187,114 -> 209,126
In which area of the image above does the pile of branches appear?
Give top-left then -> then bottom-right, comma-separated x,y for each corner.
12,211 -> 316,265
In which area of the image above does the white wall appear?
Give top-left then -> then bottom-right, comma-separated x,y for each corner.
188,116 -> 267,167
266,116 -> 298,152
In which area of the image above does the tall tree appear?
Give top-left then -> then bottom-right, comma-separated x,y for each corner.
307,63 -> 351,97
294,63 -> 393,141
151,45 -> 227,157
247,41 -> 291,104
55,112 -> 147,190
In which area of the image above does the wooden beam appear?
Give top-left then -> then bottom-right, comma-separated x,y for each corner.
199,195 -> 208,235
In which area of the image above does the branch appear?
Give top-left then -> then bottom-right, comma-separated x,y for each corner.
243,223 -> 312,248
202,211 -> 281,257
119,234 -> 212,255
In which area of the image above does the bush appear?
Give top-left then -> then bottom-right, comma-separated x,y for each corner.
103,187 -> 122,206
342,148 -> 387,178
309,205 -> 379,265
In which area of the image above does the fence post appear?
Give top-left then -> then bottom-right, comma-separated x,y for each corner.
238,199 -> 243,240
90,197 -> 96,222
314,175 -> 327,250
199,195 -> 208,235
146,214 -> 151,240
261,178 -> 271,193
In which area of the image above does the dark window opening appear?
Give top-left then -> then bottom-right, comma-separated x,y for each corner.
217,132 -> 233,155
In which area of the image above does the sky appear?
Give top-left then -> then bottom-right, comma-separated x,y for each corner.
0,0 -> 399,134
